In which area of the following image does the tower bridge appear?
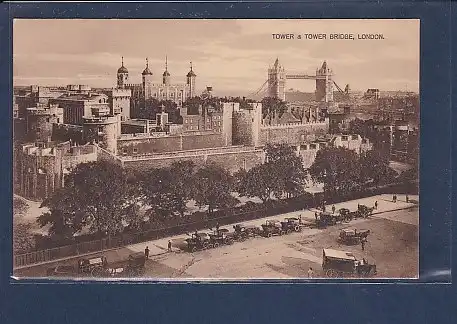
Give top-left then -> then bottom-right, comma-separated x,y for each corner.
251,58 -> 346,103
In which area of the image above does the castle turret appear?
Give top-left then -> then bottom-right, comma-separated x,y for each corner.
162,56 -> 171,86
83,115 -> 119,154
142,58 -> 153,99
186,61 -> 197,98
117,56 -> 129,89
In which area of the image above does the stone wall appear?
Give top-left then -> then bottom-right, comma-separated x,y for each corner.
117,132 -> 226,156
258,121 -> 329,146
121,147 -> 264,173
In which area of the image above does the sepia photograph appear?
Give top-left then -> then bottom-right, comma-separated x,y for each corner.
12,19 -> 419,280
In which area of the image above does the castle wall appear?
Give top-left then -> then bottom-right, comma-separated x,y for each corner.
121,147 -> 264,174
258,121 -> 329,146
117,132 -> 226,155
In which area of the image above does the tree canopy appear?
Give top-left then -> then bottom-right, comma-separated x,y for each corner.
309,146 -> 361,196
236,144 -> 307,202
261,97 -> 287,119
141,161 -> 196,220
38,161 -> 136,238
191,163 -> 237,216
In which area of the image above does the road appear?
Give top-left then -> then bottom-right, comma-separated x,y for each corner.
140,207 -> 418,279
14,195 -> 418,279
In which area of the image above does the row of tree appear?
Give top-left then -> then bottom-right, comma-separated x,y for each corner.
37,144 -> 394,241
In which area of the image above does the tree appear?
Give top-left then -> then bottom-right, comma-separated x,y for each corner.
38,161 -> 135,239
359,149 -> 395,185
168,161 -> 196,217
261,97 -> 287,118
141,161 -> 196,221
236,163 -> 279,203
309,146 -> 361,196
13,222 -> 35,254
191,163 -> 237,216
13,197 -> 28,216
235,144 -> 307,202
38,186 -> 87,239
264,144 -> 307,198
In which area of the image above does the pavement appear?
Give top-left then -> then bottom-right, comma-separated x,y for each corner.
13,193 -> 418,275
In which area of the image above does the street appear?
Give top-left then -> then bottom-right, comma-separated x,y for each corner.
141,207 -> 418,279
13,194 -> 418,279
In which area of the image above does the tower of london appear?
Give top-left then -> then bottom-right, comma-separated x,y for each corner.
117,57 -> 197,113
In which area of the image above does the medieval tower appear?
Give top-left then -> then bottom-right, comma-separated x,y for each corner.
116,56 -> 129,89
315,61 -> 334,103
267,58 -> 286,101
186,62 -> 197,98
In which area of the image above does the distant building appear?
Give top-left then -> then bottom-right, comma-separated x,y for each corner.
117,57 -> 197,118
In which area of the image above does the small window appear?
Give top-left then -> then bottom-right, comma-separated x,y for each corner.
122,148 -> 127,155
185,120 -> 188,124
133,148 -> 138,154
218,121 -> 221,126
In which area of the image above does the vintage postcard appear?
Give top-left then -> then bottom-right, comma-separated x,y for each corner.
12,19 -> 419,280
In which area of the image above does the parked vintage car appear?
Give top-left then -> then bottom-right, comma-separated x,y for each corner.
357,204 -> 375,218
281,217 -> 302,233
185,232 -> 212,252
315,212 -> 342,228
338,208 -> 358,222
322,248 -> 377,278
78,256 -> 108,276
261,220 -> 285,237
209,228 -> 234,247
232,223 -> 262,241
338,228 -> 371,245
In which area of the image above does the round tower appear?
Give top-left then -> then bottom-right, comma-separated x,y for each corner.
186,61 -> 197,99
162,56 -> 171,86
117,56 -> 129,89
82,116 -> 118,154
26,104 -> 63,143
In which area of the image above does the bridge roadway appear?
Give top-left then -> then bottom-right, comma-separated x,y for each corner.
13,194 -> 418,279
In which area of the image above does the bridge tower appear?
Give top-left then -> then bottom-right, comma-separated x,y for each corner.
315,61 -> 334,103
267,58 -> 286,101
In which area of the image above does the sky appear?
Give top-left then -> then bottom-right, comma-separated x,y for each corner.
13,19 -> 419,97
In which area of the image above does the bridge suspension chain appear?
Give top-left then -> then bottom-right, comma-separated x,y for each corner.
249,79 -> 268,98
333,80 -> 345,93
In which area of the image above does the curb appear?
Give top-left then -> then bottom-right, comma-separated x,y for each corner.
13,204 -> 417,271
